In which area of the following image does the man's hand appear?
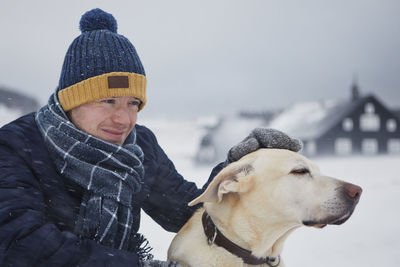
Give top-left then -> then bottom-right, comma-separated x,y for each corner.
226,128 -> 302,164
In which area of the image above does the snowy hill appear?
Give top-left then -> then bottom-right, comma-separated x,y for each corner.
0,86 -> 39,127
0,87 -> 39,113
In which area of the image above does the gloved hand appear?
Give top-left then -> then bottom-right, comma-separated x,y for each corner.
142,260 -> 186,267
226,128 -> 302,164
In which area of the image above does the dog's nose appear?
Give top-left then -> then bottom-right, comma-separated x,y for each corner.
344,183 -> 362,202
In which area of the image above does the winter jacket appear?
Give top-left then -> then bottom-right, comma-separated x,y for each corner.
0,113 -> 223,267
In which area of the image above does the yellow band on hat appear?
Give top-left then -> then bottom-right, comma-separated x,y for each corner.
58,72 -> 147,112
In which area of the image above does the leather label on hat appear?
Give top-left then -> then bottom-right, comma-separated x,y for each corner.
108,76 -> 130,88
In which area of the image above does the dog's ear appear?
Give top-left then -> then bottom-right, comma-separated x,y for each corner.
189,159 -> 254,206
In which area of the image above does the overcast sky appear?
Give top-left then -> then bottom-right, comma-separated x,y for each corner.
1,0 -> 399,117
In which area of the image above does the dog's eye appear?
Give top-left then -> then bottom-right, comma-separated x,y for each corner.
290,168 -> 310,175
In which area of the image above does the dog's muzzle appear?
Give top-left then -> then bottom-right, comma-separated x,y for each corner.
303,182 -> 362,227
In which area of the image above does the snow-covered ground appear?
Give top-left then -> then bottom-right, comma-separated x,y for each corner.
139,117 -> 400,267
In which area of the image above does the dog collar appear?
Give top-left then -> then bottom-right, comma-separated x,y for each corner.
202,211 -> 280,266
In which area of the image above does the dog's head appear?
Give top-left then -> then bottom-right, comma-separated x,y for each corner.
190,149 -> 362,229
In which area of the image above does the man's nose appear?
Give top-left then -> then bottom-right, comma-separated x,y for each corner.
112,106 -> 131,126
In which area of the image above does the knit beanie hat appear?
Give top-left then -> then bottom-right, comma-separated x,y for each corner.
57,8 -> 146,111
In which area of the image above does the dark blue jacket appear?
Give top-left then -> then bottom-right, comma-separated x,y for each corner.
0,113 -> 223,267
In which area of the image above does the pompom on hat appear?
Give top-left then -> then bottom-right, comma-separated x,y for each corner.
57,8 -> 146,111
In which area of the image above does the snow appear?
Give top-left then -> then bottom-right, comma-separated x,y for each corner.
269,101 -> 327,131
268,99 -> 343,139
139,117 -> 400,267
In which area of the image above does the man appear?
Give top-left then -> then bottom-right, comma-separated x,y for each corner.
0,8 -> 301,267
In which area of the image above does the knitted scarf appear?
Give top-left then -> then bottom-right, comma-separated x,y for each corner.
35,93 -> 144,250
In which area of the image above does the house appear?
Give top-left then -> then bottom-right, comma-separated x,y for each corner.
196,82 -> 400,163
268,84 -> 400,156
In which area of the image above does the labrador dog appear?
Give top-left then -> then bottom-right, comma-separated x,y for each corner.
168,149 -> 362,267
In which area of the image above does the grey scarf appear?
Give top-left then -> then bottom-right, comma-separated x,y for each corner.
35,93 -> 144,250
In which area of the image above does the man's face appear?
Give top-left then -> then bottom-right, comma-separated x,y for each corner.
69,96 -> 141,145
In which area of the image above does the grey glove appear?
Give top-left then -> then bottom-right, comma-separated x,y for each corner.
142,260 -> 186,267
226,128 -> 302,164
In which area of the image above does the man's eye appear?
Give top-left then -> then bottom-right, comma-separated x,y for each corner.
101,99 -> 115,104
129,100 -> 141,106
